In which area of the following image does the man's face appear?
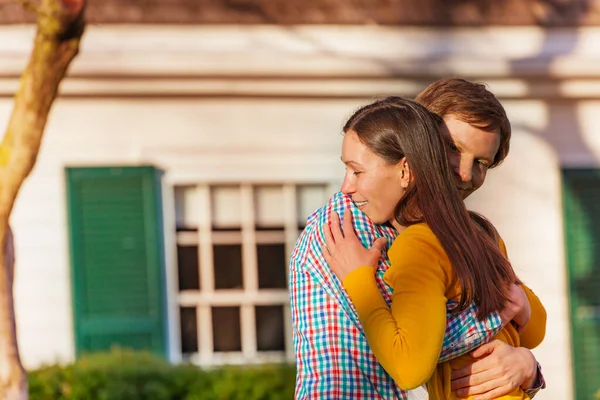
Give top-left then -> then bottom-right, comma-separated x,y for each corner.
442,115 -> 501,199
340,130 -> 405,224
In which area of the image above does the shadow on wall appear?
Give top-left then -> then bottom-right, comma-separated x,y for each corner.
510,18 -> 599,165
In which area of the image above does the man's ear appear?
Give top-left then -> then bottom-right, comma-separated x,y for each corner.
398,157 -> 411,188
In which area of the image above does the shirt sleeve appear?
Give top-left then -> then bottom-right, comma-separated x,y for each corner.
439,212 -> 507,362
439,302 -> 502,362
523,362 -> 547,398
289,193 -> 376,399
290,261 -> 338,399
343,226 -> 450,390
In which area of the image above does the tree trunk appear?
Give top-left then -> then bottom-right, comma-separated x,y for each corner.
0,1 -> 85,398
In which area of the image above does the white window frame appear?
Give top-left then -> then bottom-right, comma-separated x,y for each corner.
153,148 -> 342,365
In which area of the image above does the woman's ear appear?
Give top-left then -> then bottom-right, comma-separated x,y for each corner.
398,157 -> 410,188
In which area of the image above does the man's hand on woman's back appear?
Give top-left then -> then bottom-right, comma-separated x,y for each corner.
450,340 -> 538,399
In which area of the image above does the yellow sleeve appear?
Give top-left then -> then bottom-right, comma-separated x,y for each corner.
343,225 -> 450,390
519,284 -> 547,349
498,236 -> 547,349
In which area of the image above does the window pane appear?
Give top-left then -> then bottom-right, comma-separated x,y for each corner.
255,306 -> 285,351
212,306 -> 241,352
212,186 -> 242,229
174,186 -> 200,229
257,244 -> 287,289
180,307 -> 198,354
177,245 -> 199,291
254,185 -> 284,229
297,185 -> 328,228
213,244 -> 243,289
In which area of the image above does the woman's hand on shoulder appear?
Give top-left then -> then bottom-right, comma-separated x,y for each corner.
322,208 -> 386,282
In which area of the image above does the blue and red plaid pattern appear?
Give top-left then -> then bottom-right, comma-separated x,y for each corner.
289,191 -> 503,399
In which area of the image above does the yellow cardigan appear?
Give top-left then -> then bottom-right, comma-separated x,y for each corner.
343,223 -> 546,399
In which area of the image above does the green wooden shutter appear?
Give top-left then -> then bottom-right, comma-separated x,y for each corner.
66,166 -> 168,358
562,169 -> 600,400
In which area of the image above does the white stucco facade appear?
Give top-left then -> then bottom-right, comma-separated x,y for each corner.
3,24 -> 600,399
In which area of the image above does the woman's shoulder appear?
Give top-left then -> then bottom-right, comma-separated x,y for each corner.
400,223 -> 440,243
389,223 -> 444,256
385,222 -> 452,286
401,221 -> 507,256
403,222 -> 434,235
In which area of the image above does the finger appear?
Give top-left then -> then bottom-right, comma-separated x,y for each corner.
450,375 -> 470,391
456,378 -> 507,399
509,283 -> 524,304
470,340 -> 501,358
343,208 -> 356,239
509,320 -> 523,334
471,384 -> 514,400
323,222 -> 335,250
372,237 -> 387,254
322,245 -> 331,264
451,364 -> 473,380
450,367 -> 498,391
498,308 -> 512,327
464,357 -> 495,376
329,211 -> 345,242
451,357 -> 493,380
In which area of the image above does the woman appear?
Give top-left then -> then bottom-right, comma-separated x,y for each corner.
323,96 -> 545,399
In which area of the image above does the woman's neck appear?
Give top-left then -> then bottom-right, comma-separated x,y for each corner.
389,219 -> 407,234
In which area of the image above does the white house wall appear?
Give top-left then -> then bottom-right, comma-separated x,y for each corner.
3,25 -> 600,400
3,97 -> 356,370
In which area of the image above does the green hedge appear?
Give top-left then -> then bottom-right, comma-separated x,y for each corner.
28,349 -> 296,400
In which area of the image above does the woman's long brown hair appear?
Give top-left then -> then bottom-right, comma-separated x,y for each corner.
344,96 -> 516,319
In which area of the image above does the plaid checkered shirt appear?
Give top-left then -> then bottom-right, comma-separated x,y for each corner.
290,191 -> 531,399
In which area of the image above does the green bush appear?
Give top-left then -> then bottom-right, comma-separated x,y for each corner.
28,349 -> 296,400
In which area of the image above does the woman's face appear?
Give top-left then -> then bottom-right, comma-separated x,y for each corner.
340,130 -> 406,225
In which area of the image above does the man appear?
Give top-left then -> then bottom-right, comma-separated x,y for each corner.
416,78 -> 546,398
289,78 -> 546,399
